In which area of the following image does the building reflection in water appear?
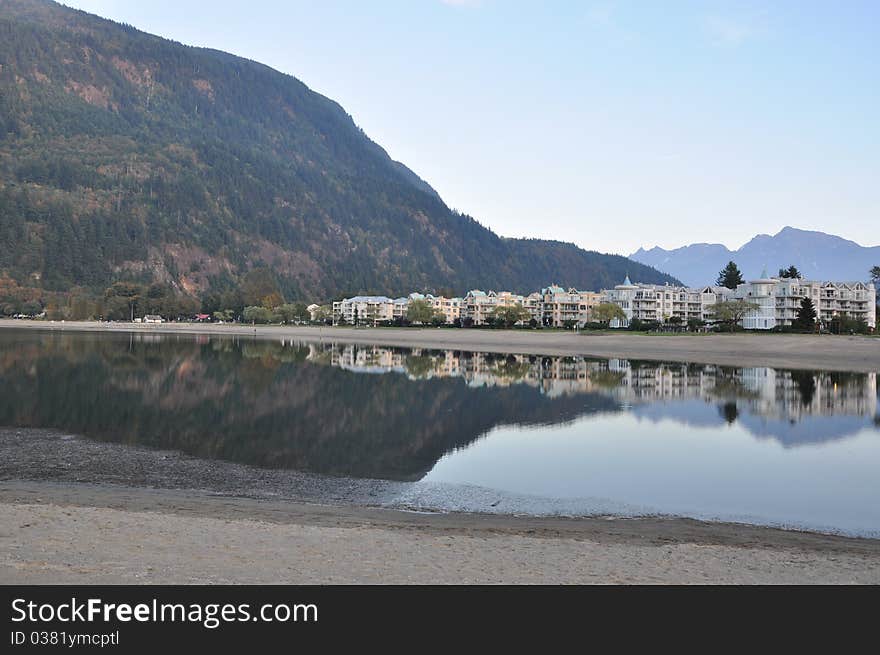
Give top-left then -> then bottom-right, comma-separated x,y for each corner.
306,341 -> 878,424
0,331 -> 877,482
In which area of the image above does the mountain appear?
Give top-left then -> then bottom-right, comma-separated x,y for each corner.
0,0 -> 678,305
631,227 -> 880,287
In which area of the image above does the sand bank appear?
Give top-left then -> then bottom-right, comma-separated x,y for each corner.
1,481 -> 878,584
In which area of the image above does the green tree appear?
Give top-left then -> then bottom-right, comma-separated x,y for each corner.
293,302 -> 310,322
592,302 -> 626,326
104,282 -> 145,321
20,300 -> 42,316
213,309 -> 234,322
795,297 -> 817,332
778,266 -> 801,279
276,302 -> 309,324
491,303 -> 531,328
710,299 -> 759,331
870,266 -> 880,286
406,299 -> 438,324
242,306 -> 275,324
686,318 -> 706,332
716,261 -> 745,289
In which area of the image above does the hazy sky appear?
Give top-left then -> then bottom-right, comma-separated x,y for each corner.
61,1 -> 879,255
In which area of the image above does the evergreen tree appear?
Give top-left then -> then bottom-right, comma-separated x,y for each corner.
716,261 -> 745,289
870,266 -> 880,286
778,265 -> 801,279
795,297 -> 817,332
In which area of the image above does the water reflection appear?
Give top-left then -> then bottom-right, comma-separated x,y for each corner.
317,342 -> 879,447
0,330 -> 877,482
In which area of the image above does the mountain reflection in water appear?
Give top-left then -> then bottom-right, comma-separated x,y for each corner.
0,330 -> 876,481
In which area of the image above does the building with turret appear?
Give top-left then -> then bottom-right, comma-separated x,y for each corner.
601,277 -> 730,326
734,270 -> 876,330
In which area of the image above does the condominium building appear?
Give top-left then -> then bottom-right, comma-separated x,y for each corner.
734,273 -> 876,330
461,290 -> 527,325
332,296 -> 393,326
523,293 -> 543,323
425,294 -> 463,324
335,292 -> 463,325
601,277 -> 730,326
391,297 -> 410,320
540,285 -> 603,327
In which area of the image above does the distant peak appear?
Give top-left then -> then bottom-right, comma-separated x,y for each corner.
775,226 -> 819,237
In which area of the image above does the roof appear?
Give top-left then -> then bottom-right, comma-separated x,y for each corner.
751,266 -> 776,283
345,296 -> 393,303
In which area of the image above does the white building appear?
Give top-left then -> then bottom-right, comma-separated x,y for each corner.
734,273 -> 876,330
332,296 -> 394,326
334,293 -> 464,325
601,277 -> 730,326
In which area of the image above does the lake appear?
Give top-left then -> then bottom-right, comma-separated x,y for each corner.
1,329 -> 878,536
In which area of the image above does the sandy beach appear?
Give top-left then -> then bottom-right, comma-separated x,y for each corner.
2,480 -> 879,584
1,430 -> 879,584
2,319 -> 879,372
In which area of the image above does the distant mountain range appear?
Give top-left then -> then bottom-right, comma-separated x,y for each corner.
631,227 -> 880,287
0,0 -> 678,302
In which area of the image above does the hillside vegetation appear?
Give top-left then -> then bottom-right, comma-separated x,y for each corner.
0,0 -> 678,315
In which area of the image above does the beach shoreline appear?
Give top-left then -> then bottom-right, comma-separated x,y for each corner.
2,319 -> 879,372
1,479 -> 878,584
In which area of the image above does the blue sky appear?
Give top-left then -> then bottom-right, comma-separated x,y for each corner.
61,1 -> 879,255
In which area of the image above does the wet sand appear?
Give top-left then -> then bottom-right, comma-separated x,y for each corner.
2,320 -> 879,372
1,480 -> 878,584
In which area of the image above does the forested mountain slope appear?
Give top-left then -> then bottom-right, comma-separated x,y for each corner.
0,0 -> 678,305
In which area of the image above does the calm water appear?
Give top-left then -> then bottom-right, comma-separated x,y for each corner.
1,329 -> 878,536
